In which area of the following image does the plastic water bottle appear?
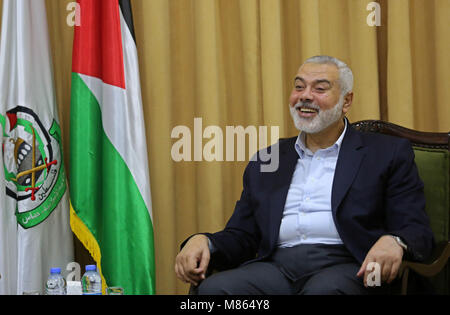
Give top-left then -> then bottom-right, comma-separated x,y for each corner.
45,267 -> 66,295
81,265 -> 102,295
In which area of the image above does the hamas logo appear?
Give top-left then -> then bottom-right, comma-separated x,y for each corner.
1,106 -> 66,229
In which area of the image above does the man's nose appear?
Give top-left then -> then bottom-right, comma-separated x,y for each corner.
299,86 -> 313,103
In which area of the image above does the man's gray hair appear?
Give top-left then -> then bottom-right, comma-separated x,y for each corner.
303,55 -> 353,96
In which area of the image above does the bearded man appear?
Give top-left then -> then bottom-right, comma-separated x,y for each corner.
175,55 -> 434,295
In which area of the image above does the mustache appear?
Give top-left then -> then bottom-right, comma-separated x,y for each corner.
294,102 -> 320,111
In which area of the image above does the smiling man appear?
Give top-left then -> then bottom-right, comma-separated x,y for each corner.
175,55 -> 434,295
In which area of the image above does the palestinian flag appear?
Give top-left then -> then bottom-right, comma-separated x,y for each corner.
70,0 -> 155,294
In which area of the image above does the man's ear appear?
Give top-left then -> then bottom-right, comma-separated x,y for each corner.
342,92 -> 353,114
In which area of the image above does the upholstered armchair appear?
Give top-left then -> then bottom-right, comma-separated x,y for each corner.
352,120 -> 449,295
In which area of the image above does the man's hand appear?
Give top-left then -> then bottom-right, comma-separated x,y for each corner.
175,234 -> 211,286
357,235 -> 404,286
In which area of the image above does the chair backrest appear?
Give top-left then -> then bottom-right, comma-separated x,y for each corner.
352,120 -> 450,293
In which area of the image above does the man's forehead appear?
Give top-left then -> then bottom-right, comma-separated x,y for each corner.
295,63 -> 339,81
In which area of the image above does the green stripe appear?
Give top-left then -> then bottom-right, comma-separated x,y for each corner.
0,114 -> 6,136
70,72 -> 155,294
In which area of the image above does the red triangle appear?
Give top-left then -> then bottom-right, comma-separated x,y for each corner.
72,0 -> 125,89
6,112 -> 17,131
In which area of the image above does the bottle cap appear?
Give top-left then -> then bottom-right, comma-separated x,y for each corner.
85,264 -> 97,271
50,267 -> 61,274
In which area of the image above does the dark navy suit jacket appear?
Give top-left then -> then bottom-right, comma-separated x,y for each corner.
198,122 -> 434,270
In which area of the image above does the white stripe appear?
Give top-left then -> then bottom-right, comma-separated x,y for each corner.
119,9 -> 153,221
77,11 -> 152,222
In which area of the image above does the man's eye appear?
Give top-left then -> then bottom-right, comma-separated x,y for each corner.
296,86 -> 304,90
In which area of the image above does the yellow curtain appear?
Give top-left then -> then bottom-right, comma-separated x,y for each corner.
0,0 -> 448,294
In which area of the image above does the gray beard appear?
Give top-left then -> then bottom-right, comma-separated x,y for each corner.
290,96 -> 344,134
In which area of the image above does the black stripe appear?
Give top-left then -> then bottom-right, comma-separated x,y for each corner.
119,0 -> 136,43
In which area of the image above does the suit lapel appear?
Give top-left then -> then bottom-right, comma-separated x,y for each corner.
268,137 -> 299,248
331,124 -> 366,215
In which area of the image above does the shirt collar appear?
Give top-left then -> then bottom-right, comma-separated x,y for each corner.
295,118 -> 348,159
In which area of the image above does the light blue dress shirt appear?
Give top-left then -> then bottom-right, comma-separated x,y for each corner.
277,120 -> 347,248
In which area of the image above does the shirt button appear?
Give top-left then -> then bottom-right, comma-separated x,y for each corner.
302,234 -> 307,240
305,196 -> 310,201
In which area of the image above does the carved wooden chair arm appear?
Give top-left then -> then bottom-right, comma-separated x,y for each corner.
398,241 -> 450,295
